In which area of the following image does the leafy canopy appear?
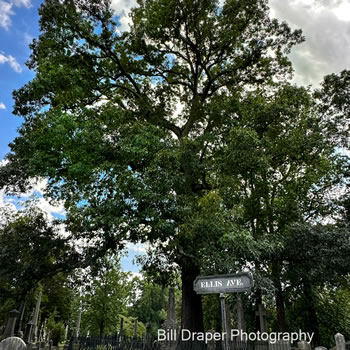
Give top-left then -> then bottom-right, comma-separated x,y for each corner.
1,0 -> 305,269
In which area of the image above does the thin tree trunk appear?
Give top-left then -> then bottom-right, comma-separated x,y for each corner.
255,288 -> 262,331
303,280 -> 320,346
272,262 -> 288,332
276,288 -> 287,332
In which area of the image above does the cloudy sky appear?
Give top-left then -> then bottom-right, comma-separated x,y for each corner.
0,0 -> 349,270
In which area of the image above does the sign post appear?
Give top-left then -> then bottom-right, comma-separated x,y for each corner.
219,293 -> 229,350
194,273 -> 254,350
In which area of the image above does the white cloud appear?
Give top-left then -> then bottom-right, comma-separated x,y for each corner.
0,171 -> 66,224
0,159 -> 9,167
0,160 -> 17,224
129,271 -> 143,280
111,0 -> 138,33
0,1 -> 13,30
11,0 -> 31,8
111,0 -> 349,86
126,242 -> 147,253
332,2 -> 350,21
23,32 -> 33,45
0,102 -> 6,110
0,54 -> 7,64
21,178 -> 66,220
0,0 -> 31,30
269,0 -> 350,87
36,196 -> 65,221
0,53 -> 22,72
7,55 -> 22,72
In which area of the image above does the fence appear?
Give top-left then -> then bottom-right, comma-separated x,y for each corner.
67,336 -> 282,350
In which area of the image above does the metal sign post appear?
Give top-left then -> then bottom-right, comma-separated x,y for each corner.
220,293 -> 229,350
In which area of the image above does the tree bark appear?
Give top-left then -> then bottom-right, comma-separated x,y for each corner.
275,288 -> 287,332
255,288 -> 262,331
272,262 -> 288,332
303,280 -> 320,346
181,264 -> 204,332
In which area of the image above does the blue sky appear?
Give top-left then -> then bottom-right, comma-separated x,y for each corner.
0,0 -> 40,159
0,0 -> 349,272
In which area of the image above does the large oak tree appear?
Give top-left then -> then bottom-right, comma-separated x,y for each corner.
1,0 -> 307,330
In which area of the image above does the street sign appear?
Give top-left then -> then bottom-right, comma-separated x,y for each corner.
193,273 -> 253,295
193,273 -> 253,350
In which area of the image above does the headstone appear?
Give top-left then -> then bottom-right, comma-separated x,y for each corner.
0,337 -> 27,350
3,310 -> 20,339
163,287 -> 177,330
133,320 -> 138,339
119,317 -> 124,337
64,325 -> 68,341
335,334 -> 346,350
269,341 -> 291,350
145,323 -> 152,350
23,321 -> 33,344
161,288 -> 177,350
236,296 -> 246,332
32,292 -> 42,343
15,302 -> 26,336
164,287 -> 177,329
255,304 -> 267,333
298,341 -> 311,350
73,309 -> 82,338
145,323 -> 152,340
23,309 -> 34,344
41,319 -> 47,342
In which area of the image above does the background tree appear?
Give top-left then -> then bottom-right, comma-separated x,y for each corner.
46,310 -> 66,345
0,200 -> 78,304
40,273 -> 75,326
281,223 -> 350,345
128,281 -> 167,336
183,83 -> 347,333
79,257 -> 135,336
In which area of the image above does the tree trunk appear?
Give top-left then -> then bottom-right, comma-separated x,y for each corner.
255,288 -> 262,331
181,264 -> 204,332
272,262 -> 288,332
275,288 -> 287,332
303,280 -> 320,346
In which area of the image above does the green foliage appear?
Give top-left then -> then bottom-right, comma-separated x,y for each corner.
282,223 -> 350,285
129,281 -> 167,336
284,284 -> 350,348
1,0 -> 349,333
0,0 -> 304,273
315,70 -> 350,148
202,294 -> 221,331
119,315 -> 146,338
79,257 -> 135,336
316,286 -> 350,346
47,311 -> 65,345
0,200 -> 78,301
41,273 -> 74,324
